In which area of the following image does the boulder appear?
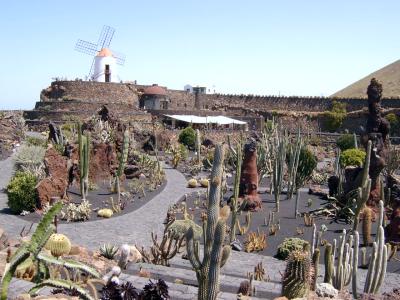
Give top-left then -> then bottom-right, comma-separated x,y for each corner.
36,177 -> 66,208
316,282 -> 339,298
44,148 -> 68,182
129,245 -> 143,263
124,165 -> 140,179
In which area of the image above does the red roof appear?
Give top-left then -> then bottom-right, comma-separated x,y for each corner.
143,84 -> 167,96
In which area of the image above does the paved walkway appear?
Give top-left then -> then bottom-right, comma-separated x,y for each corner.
0,155 -> 194,250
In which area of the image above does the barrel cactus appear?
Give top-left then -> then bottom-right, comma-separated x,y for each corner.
45,233 -> 71,258
282,250 -> 312,299
98,208 -> 113,218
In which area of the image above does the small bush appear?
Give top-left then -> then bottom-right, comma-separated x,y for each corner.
276,238 -> 309,260
386,113 -> 399,136
26,136 -> 47,147
178,127 -> 196,149
323,101 -> 347,132
336,134 -> 356,151
296,147 -> 317,189
340,148 -> 366,167
14,145 -> 46,168
7,172 -> 38,214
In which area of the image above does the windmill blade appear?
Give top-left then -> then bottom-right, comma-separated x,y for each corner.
75,39 -> 98,56
98,25 -> 115,49
111,49 -> 126,65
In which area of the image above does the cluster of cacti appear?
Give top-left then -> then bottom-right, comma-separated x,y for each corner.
272,129 -> 287,212
352,200 -> 388,298
78,122 -> 90,200
142,229 -> 185,266
115,128 -> 130,201
45,233 -> 71,258
276,238 -> 309,260
236,211 -> 252,235
166,142 -> 188,169
253,262 -> 266,281
118,244 -> 130,269
244,230 -> 267,252
256,119 -> 277,184
1,202 -> 100,300
99,244 -> 119,260
324,229 -> 353,290
49,122 -> 64,146
167,218 -> 203,240
281,248 -> 312,299
186,144 -> 231,300
352,140 -> 372,231
60,200 -> 91,222
286,129 -> 303,199
97,208 -> 113,218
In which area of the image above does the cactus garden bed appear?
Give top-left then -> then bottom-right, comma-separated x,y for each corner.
174,188 -> 400,273
12,177 -> 167,224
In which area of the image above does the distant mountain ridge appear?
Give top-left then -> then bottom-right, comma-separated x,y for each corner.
332,59 -> 400,98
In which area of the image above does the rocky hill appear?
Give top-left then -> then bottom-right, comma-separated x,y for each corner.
332,59 -> 400,98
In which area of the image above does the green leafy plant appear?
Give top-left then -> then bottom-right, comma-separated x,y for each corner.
26,136 -> 47,148
336,134 -> 356,151
178,126 -> 196,149
386,113 -> 399,136
276,238 -> 309,260
340,148 -> 366,167
295,147 -> 317,190
7,171 -> 38,214
323,101 -> 347,132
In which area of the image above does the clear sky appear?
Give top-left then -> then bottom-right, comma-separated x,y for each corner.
1,0 -> 399,109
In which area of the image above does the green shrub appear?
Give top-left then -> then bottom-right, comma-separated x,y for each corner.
7,172 -> 38,214
276,238 -> 309,260
336,134 -> 356,151
386,113 -> 399,136
178,127 -> 196,149
340,148 -> 366,167
323,101 -> 347,132
296,147 -> 317,189
26,136 -> 47,148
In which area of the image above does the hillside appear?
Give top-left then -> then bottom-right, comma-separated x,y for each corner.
332,59 -> 400,98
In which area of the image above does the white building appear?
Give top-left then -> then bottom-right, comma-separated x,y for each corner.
184,84 -> 216,94
92,48 -> 118,82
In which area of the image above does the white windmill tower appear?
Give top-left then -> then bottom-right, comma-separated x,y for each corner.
75,26 -> 126,82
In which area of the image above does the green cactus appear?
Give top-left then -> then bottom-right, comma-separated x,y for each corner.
362,200 -> 388,295
115,128 -> 130,201
29,279 -> 95,300
312,248 -> 320,290
186,144 -> 231,300
281,250 -> 311,299
273,129 -> 287,212
352,140 -> 372,232
230,140 -> 242,242
324,243 -> 334,284
286,128 -> 302,200
196,129 -> 201,165
352,231 -> 359,298
78,123 -> 90,200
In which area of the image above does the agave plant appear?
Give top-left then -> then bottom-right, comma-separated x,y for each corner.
99,244 -> 119,260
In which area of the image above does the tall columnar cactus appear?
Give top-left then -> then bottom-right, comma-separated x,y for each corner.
352,231 -> 359,298
229,140 -> 242,242
324,243 -> 334,284
362,200 -> 387,295
273,129 -> 287,212
281,250 -> 312,299
362,206 -> 372,246
353,140 -> 372,232
286,129 -> 302,200
353,133 -> 358,149
186,144 -> 231,300
196,129 -> 201,165
325,230 -> 354,290
115,128 -> 130,201
312,248 -> 320,290
78,123 -> 90,200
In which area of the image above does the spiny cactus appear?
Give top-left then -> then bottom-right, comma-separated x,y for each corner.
196,129 -> 201,165
115,128 -> 130,201
236,211 -> 252,235
273,128 -> 287,212
360,200 -> 387,295
186,144 -> 231,300
78,123 -> 90,200
281,250 -> 312,299
353,140 -> 372,231
286,128 -> 302,200
45,233 -> 71,258
362,206 -> 372,246
118,244 -> 130,269
97,208 -> 113,218
324,243 -> 334,284
311,248 -> 320,290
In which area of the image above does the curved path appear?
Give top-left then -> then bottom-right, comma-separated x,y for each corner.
0,155 -> 194,250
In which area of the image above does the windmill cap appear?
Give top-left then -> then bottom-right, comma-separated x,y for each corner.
96,48 -> 113,57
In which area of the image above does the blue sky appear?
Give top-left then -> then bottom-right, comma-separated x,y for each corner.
1,0 -> 399,109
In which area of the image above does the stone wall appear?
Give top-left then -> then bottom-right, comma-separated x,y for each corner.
42,81 -> 139,107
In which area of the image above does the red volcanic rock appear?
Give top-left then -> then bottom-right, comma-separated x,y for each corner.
89,142 -> 117,181
44,147 -> 68,182
239,141 -> 262,212
36,178 -> 67,208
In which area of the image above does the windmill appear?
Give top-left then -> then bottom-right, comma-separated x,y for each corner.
75,25 -> 126,82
